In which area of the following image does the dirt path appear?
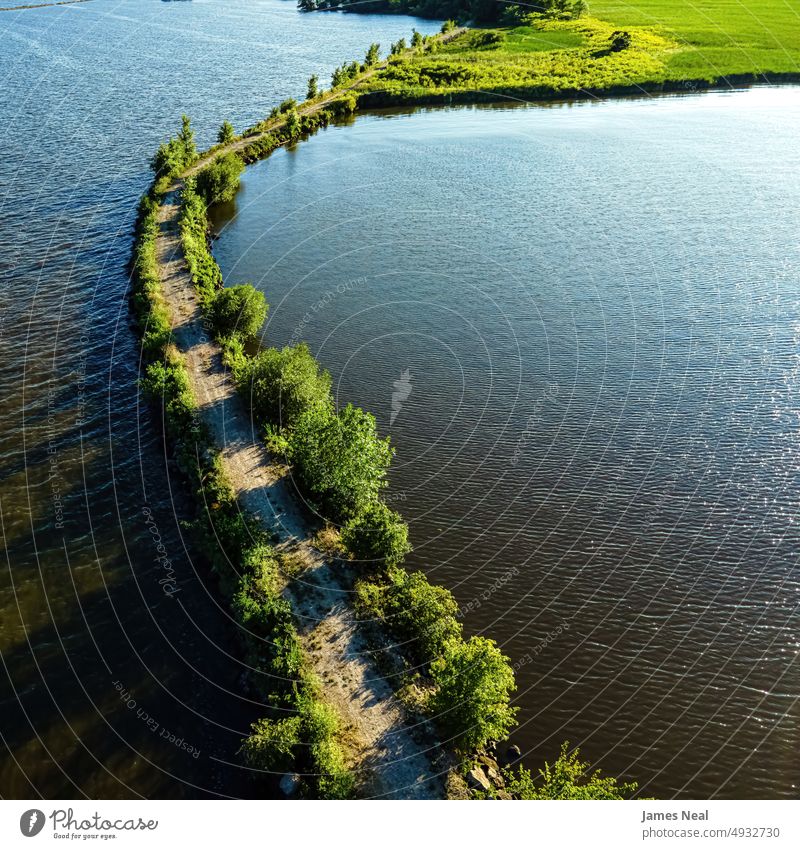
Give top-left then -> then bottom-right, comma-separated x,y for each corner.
155,184 -> 447,799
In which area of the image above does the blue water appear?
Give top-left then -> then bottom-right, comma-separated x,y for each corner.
210,89 -> 800,799
0,0 -> 440,798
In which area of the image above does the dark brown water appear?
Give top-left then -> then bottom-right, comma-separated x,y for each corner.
209,91 -> 800,799
0,0 -> 439,798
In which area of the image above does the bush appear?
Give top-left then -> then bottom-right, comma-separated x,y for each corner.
290,403 -> 392,521
241,541 -> 281,592
239,716 -> 302,771
299,695 -> 354,799
385,569 -> 461,661
196,152 -> 244,206
179,182 -> 223,303
241,693 -> 354,798
331,61 -> 360,88
232,574 -> 303,681
285,108 -> 301,138
610,30 -> 633,52
341,501 -> 410,568
243,343 -> 332,430
470,30 -> 504,49
429,636 -> 517,751
219,333 -> 249,381
208,284 -> 267,340
365,42 -> 380,66
139,360 -> 196,439
356,567 -> 461,663
504,741 -> 639,799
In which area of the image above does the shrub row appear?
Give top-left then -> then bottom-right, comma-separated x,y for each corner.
238,94 -> 357,164
177,114 -> 519,753
354,567 -> 516,751
132,154 -> 353,797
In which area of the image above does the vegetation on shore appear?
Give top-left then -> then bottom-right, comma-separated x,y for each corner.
303,1 -> 800,103
491,741 -> 639,799
178,168 -> 520,761
170,102 -> 637,796
132,128 -> 353,799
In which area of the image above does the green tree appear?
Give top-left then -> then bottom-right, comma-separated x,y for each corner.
365,42 -> 380,66
285,107 -> 301,137
177,113 -> 197,162
209,284 -> 268,340
150,115 -> 198,177
331,61 -> 360,89
290,403 -> 393,521
390,38 -> 407,56
411,29 -> 423,48
244,343 -> 332,430
500,5 -> 528,25
341,500 -> 410,568
441,19 -> 457,33
383,568 -> 462,662
505,741 -> 639,799
307,74 -> 319,99
217,120 -> 235,145
151,139 -> 183,177
429,636 -> 517,751
195,152 -> 244,205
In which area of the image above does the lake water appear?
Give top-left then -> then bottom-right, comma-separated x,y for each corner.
209,89 -> 800,799
0,0 -> 440,798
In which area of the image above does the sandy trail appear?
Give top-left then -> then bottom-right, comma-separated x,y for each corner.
155,184 -> 446,799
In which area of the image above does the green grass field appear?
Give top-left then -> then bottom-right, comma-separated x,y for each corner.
594,0 -> 800,77
358,3 -> 800,102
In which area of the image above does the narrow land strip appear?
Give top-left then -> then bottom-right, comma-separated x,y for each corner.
0,0 -> 92,11
156,185 -> 447,799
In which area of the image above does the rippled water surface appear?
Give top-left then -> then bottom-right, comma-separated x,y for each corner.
210,89 -> 800,799
0,0 -> 439,797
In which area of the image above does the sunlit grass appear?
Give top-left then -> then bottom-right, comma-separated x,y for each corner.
593,0 -> 800,78
362,18 -> 677,98
359,4 -> 800,101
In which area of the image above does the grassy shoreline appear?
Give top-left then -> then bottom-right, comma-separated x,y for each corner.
304,0 -> 799,91
352,15 -> 799,107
